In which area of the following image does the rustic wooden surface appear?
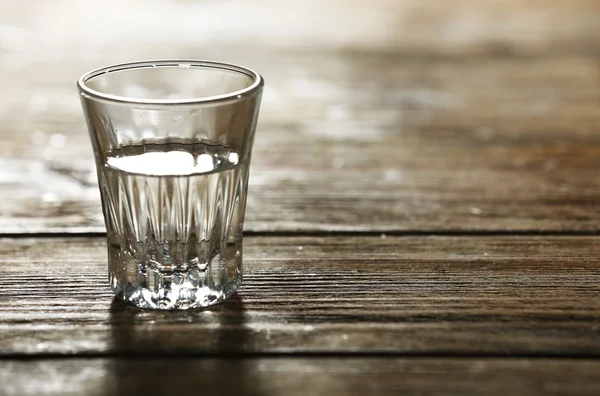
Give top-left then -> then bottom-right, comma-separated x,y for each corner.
1,2 -> 600,233
2,0 -> 600,394
2,358 -> 600,396
2,236 -> 600,357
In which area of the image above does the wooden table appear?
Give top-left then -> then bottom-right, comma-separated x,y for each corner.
1,1 -> 600,394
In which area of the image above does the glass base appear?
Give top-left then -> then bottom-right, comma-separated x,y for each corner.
111,274 -> 241,310
108,242 -> 243,310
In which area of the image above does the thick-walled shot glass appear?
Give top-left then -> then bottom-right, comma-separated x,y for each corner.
78,60 -> 263,310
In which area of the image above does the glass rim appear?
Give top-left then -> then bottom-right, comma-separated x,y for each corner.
77,59 -> 264,106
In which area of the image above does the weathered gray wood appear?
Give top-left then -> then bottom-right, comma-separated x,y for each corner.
2,358 -> 600,396
2,236 -> 600,356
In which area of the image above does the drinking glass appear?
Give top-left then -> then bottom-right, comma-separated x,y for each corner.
77,60 -> 263,310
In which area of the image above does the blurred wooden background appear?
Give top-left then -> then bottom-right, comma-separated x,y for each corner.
1,0 -> 599,233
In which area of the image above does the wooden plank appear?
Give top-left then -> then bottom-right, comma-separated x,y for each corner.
2,236 -> 600,356
1,54 -> 600,233
2,358 -> 600,396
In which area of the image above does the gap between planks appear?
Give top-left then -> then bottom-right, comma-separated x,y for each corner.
1,230 -> 600,239
3,351 -> 600,361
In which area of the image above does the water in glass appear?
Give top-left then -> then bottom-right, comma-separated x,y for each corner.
99,139 -> 248,309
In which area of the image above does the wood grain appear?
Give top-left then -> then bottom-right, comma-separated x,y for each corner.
1,0 -> 600,234
2,2 -> 600,394
2,236 -> 600,356
1,54 -> 600,233
2,358 -> 600,396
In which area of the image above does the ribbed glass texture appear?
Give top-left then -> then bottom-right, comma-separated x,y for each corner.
78,60 -> 263,309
